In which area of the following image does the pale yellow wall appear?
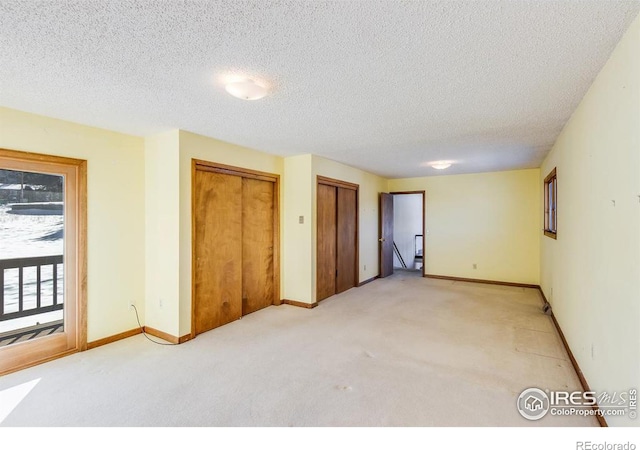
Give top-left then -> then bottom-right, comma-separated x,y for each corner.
389,169 -> 541,285
311,155 -> 388,302
540,14 -> 640,427
0,107 -> 146,342
144,130 -> 180,336
283,154 -> 313,303
178,130 -> 284,336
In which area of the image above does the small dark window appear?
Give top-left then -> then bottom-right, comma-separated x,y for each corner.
544,168 -> 557,239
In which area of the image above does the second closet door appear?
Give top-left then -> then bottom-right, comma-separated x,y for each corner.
316,179 -> 358,302
242,177 -> 275,315
336,187 -> 356,293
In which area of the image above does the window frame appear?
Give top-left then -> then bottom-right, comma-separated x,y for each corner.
544,167 -> 557,239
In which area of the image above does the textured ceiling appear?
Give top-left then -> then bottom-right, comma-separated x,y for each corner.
1,1 -> 638,178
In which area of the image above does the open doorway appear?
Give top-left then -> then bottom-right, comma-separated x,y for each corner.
379,191 -> 425,278
392,192 -> 424,274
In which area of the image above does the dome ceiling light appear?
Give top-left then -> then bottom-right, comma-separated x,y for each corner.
431,161 -> 453,170
224,78 -> 268,100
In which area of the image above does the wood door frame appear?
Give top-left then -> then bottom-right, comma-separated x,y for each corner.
316,176 -> 359,301
390,190 -> 426,277
0,148 -> 87,375
191,159 -> 281,339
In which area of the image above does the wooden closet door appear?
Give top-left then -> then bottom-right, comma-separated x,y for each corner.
317,183 -> 337,301
379,192 -> 394,278
194,170 -> 243,334
242,177 -> 275,315
336,187 -> 357,293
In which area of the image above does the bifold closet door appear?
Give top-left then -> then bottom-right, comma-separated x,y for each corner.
336,187 -> 357,293
194,170 -> 243,334
317,183 -> 337,301
242,177 -> 275,315
317,181 -> 358,301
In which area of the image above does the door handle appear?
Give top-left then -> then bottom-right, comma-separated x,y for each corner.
379,238 -> 385,242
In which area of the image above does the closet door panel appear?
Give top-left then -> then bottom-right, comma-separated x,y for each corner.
379,192 -> 394,278
317,184 -> 337,301
242,177 -> 275,315
336,187 -> 357,293
194,171 -> 243,334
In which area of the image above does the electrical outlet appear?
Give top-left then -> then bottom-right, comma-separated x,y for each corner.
473,263 -> 477,269
299,215 -> 304,224
364,264 -> 367,271
129,302 -> 135,311
159,298 -> 163,309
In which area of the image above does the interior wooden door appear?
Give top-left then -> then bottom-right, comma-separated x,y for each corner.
336,187 -> 357,293
194,170 -> 243,334
379,192 -> 394,278
317,183 -> 337,301
242,177 -> 275,315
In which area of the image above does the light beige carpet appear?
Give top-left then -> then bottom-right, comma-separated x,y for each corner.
0,271 -> 597,426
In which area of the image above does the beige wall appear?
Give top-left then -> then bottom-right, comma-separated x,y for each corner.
0,107 -> 146,342
540,14 -> 640,427
389,169 -> 541,285
144,130 -> 180,336
283,154 -> 314,303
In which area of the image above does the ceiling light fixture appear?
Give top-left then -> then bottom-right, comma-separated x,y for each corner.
224,79 -> 268,100
431,161 -> 452,170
